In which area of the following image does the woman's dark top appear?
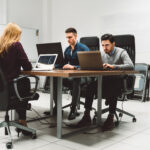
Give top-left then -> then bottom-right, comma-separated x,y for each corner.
0,42 -> 32,82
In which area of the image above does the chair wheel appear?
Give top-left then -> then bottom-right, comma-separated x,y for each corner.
132,118 -> 136,122
6,142 -> 13,149
119,113 -> 123,117
32,134 -> 37,139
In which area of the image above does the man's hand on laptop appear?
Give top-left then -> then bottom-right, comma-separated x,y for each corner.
63,64 -> 76,70
103,63 -> 114,69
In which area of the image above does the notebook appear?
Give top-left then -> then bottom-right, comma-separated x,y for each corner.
32,54 -> 58,71
77,51 -> 104,70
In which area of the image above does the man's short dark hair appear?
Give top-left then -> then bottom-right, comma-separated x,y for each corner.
101,34 -> 115,43
65,27 -> 77,34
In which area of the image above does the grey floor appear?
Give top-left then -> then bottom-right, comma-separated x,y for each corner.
0,92 -> 150,150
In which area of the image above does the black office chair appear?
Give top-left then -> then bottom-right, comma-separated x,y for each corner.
0,67 -> 39,149
134,63 -> 150,102
75,36 -> 100,110
62,36 -> 100,108
80,36 -> 100,51
100,34 -> 137,126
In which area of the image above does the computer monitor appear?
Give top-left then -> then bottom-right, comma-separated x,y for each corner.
36,42 -> 64,66
36,42 -> 64,92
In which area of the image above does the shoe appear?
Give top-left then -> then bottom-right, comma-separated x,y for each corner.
67,114 -> 91,128
68,108 -> 79,120
102,114 -> 115,131
22,130 -> 32,136
15,125 -> 32,136
76,114 -> 91,127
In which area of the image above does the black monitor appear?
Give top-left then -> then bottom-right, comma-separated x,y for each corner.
36,42 -> 64,66
36,42 -> 65,92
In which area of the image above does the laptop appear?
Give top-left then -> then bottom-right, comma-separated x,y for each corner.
32,54 -> 58,71
77,51 -> 104,70
36,42 -> 64,68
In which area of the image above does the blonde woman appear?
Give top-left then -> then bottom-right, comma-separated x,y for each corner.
0,23 -> 32,135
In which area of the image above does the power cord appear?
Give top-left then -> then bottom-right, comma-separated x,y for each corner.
27,108 -> 57,128
31,108 -> 50,124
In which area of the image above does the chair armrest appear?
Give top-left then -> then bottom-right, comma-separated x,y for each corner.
13,75 -> 39,101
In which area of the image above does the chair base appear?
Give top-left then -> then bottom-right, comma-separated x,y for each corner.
0,121 -> 36,149
101,107 -> 136,125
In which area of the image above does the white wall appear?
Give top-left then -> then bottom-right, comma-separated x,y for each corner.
98,0 -> 150,64
7,0 -> 43,41
50,0 -> 102,50
49,0 -> 150,63
0,0 -> 7,24
41,0 -> 53,42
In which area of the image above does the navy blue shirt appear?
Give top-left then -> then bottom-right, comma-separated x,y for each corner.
64,42 -> 89,68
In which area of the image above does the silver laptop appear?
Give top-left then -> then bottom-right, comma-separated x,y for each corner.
33,54 -> 58,71
77,51 -> 104,70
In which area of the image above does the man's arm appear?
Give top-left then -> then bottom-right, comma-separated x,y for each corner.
103,50 -> 134,70
63,43 -> 90,70
113,51 -> 134,70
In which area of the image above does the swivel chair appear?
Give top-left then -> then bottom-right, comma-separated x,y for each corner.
101,34 -> 137,125
80,36 -> 100,51
134,63 -> 150,102
0,67 -> 39,149
59,36 -> 100,120
78,36 -> 100,108
62,36 -> 100,110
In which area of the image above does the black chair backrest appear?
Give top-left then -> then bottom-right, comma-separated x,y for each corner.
0,67 -> 9,110
114,35 -> 135,64
80,36 -> 99,51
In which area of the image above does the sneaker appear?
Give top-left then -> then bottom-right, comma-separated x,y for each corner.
102,114 -> 115,131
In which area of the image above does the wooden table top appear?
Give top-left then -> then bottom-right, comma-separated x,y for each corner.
22,69 -> 139,78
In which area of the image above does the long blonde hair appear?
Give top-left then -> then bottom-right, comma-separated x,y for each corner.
0,23 -> 22,55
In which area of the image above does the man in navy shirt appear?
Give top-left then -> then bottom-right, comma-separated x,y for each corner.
63,28 -> 89,120
53,28 -> 89,120
63,28 -> 89,69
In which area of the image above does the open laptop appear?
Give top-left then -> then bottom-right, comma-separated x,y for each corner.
32,54 -> 58,71
77,51 -> 104,70
36,42 -> 64,68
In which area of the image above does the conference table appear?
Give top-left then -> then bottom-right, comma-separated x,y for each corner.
22,69 -> 138,139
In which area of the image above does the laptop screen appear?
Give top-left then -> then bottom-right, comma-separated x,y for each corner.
38,55 -> 56,65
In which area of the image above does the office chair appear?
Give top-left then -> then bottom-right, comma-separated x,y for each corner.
134,63 -> 150,102
62,36 -> 100,116
71,36 -> 100,111
100,34 -> 137,126
80,36 -> 100,51
0,67 -> 39,149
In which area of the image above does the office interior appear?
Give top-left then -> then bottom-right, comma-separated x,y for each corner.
0,0 -> 150,149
